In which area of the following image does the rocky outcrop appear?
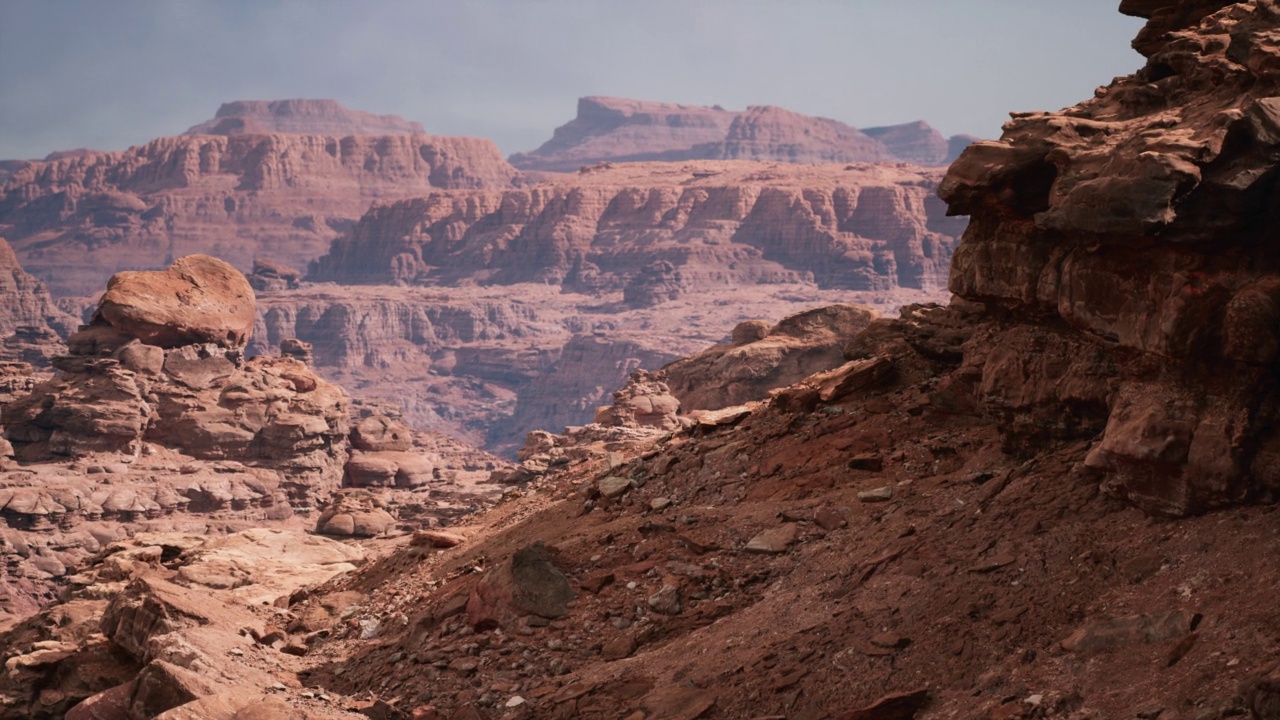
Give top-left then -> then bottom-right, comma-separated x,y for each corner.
3,256 -> 349,491
662,304 -> 879,411
491,334 -> 680,452
0,125 -> 518,296
183,98 -> 426,136
0,237 -> 77,340
510,97 -> 975,171
96,255 -> 256,349
937,0 -> 1280,516
308,161 -> 963,295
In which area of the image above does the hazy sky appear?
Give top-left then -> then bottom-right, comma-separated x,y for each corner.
0,1 -> 1146,160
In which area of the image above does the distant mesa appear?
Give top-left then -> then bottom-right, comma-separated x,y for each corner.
509,96 -> 976,171
184,98 -> 426,137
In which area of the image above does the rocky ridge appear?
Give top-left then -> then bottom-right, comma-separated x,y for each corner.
0,118 -> 518,296
509,96 -> 975,171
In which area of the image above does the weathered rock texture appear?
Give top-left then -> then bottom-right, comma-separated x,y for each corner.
0,112 -> 518,296
938,0 -> 1280,516
183,98 -> 426,136
509,96 -> 975,171
0,237 -> 77,341
662,304 -> 879,411
309,161 -> 963,295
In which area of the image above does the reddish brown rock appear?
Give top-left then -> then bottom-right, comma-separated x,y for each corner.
0,121 -> 518,296
183,99 -> 426,137
94,255 -> 256,349
0,237 -> 77,341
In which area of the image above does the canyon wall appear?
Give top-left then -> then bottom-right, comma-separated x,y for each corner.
183,98 -> 427,136
0,127 -> 517,296
309,161 -> 964,296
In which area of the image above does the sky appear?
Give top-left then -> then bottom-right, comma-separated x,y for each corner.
0,1 -> 1147,160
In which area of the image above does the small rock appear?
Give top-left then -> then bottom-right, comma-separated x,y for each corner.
857,486 -> 894,503
602,634 -> 636,661
648,584 -> 682,615
814,507 -> 848,531
848,453 -> 884,471
650,497 -> 673,511
359,618 -> 382,639
228,648 -> 244,656
505,696 -> 527,708
598,476 -> 632,499
411,530 -> 465,549
745,523 -> 799,554
869,632 -> 910,649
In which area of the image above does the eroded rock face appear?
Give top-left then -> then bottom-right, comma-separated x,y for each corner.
939,0 -> 1280,515
0,122 -> 518,296
0,237 -> 77,341
308,161 -> 963,295
663,304 -> 879,411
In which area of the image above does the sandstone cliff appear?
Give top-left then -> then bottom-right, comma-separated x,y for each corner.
0,125 -> 518,296
0,237 -> 77,340
510,96 -> 975,170
938,0 -> 1280,516
308,161 -> 963,295
183,98 -> 426,136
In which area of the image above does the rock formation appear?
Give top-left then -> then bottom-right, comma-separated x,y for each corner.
662,304 -> 879,411
0,237 -> 77,341
509,96 -> 976,171
308,161 -> 962,294
508,96 -> 740,171
183,98 -> 426,136
0,112 -> 518,296
939,0 -> 1280,516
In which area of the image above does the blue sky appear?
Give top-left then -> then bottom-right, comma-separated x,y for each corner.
0,1 -> 1146,159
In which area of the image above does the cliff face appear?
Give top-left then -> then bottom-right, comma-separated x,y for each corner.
0,237 -> 77,340
0,130 -> 518,296
183,98 -> 426,136
508,96 -> 740,171
309,161 -> 964,295
939,0 -> 1280,516
509,96 -> 976,170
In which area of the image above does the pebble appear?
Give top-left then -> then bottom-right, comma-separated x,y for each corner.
506,696 -> 527,708
649,497 -> 672,511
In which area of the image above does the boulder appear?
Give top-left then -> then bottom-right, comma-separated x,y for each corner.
95,255 -> 256,350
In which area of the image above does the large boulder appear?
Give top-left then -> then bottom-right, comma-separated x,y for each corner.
95,255 -> 256,350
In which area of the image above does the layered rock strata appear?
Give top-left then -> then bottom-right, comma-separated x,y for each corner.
509,96 -> 976,171
308,161 -> 963,296
0,120 -> 518,296
938,0 -> 1280,515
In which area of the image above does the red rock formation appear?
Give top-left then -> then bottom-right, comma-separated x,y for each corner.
510,97 -> 974,171
0,237 -> 77,340
508,96 -> 740,171
662,304 -> 879,411
938,0 -> 1280,516
309,161 -> 962,295
0,126 -> 518,296
716,105 -> 894,163
183,98 -> 426,136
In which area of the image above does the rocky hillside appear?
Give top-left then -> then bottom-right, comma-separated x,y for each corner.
0,107 -> 518,296
0,237 -> 76,340
509,96 -> 974,171
183,99 -> 426,136
2,3 -> 1274,719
